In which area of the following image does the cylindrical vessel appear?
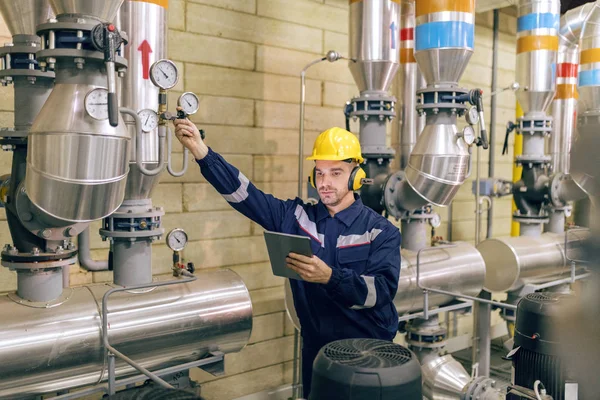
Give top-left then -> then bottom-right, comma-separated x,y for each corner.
0,0 -> 53,37
421,354 -> 471,400
349,0 -> 400,93
26,69 -> 131,223
577,3 -> 600,114
394,242 -> 486,314
551,3 -> 595,174
414,0 -> 475,86
50,0 -> 124,22
0,269 -> 252,399
477,231 -> 588,292
515,0 -> 560,115
397,0 -> 425,169
118,0 -> 166,200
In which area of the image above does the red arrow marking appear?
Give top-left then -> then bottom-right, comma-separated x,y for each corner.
138,40 -> 153,80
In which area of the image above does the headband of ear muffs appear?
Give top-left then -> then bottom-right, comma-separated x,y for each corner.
309,165 -> 366,191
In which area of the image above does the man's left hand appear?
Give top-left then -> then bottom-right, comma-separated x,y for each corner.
286,253 -> 332,284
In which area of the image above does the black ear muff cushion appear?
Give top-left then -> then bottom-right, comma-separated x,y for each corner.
348,167 -> 366,191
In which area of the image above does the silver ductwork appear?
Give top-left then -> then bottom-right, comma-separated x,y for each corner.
0,270 -> 252,399
25,0 -> 131,223
118,0 -> 166,200
0,0 -> 53,38
477,230 -> 588,292
395,242 -> 486,314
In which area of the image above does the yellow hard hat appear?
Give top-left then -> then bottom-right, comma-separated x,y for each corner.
306,127 -> 364,163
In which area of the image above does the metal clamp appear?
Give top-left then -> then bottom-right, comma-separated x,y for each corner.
416,244 -> 518,320
102,272 -> 197,395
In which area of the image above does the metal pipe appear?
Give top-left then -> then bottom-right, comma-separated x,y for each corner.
487,9 -> 499,239
167,126 -> 188,177
121,107 -> 166,177
77,227 -> 108,271
475,145 -> 482,245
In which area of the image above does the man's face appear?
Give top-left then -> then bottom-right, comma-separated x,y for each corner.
315,160 -> 354,206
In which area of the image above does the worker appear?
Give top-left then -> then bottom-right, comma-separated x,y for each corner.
173,118 -> 401,397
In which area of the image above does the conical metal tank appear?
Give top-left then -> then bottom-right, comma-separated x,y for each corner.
414,0 -> 475,86
0,0 -> 53,37
49,0 -> 124,22
349,0 -> 400,93
515,0 -> 560,115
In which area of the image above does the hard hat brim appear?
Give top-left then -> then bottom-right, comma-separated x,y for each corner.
306,155 -> 364,163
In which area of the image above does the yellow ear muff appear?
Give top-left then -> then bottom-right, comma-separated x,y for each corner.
349,167 -> 366,191
309,167 -> 316,188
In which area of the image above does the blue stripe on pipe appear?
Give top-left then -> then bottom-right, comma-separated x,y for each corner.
517,13 -> 559,32
415,21 -> 474,51
579,70 -> 600,86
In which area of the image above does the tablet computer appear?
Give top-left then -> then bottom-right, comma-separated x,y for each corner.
263,231 -> 313,280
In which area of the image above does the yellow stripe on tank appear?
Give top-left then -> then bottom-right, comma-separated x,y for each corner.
415,0 -> 474,17
517,35 -> 558,54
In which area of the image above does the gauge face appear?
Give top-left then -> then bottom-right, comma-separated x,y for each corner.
461,126 -> 476,146
84,88 -> 109,120
166,228 -> 188,251
138,109 -> 159,133
178,92 -> 200,115
466,106 -> 479,125
150,59 -> 178,89
430,213 -> 441,228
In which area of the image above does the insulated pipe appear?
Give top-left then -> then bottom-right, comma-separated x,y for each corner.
77,227 -> 108,271
487,10 -> 499,240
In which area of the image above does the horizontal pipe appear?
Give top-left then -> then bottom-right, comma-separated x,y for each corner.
77,227 -> 108,271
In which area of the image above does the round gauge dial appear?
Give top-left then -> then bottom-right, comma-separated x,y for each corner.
178,92 -> 200,115
430,213 -> 441,228
138,109 -> 159,133
84,88 -> 109,120
461,125 -> 476,146
166,228 -> 188,252
150,59 -> 178,90
466,106 -> 479,125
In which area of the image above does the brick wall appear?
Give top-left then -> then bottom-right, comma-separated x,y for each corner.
0,2 -> 518,399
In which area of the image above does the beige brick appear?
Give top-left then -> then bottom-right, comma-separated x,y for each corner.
323,81 -> 357,107
475,9 -> 517,36
256,45 -> 354,84
325,0 -> 348,8
151,183 -> 183,213
249,312 -> 286,344
183,235 -> 268,269
168,30 -> 255,70
254,155 -> 313,183
0,111 -> 13,128
161,154 -> 253,184
257,0 -> 348,34
162,210 -> 252,240
0,85 -> 14,111
189,96 -> 254,126
168,0 -> 185,31
86,220 -> 109,250
187,4 -> 322,53
228,262 -> 284,291
186,64 -> 321,105
195,363 -> 286,400
188,0 -> 256,14
68,269 -> 93,286
475,25 -> 516,53
0,151 -> 10,175
256,101 -> 345,131
324,30 -> 348,55
250,285 -> 285,315
284,311 -> 298,336
183,183 -> 231,212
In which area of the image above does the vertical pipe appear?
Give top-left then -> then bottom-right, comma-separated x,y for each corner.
472,290 -> 492,377
487,9 -> 499,239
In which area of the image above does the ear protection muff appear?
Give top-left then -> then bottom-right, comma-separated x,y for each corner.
309,166 -> 366,191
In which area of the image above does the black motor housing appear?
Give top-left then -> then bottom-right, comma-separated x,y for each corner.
309,338 -> 422,400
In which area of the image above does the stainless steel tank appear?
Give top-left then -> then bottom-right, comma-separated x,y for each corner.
0,269 -> 252,399
413,0 -> 475,86
397,0 -> 425,170
0,0 -> 53,37
515,0 -> 560,115
349,0 -> 400,93
49,0 -> 124,21
477,231 -> 588,292
394,242 -> 486,314
576,3 -> 600,114
118,0 -> 166,200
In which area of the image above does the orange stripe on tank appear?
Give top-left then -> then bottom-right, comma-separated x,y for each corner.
580,48 -> 600,65
415,0 -> 474,17
555,84 -> 578,100
131,0 -> 168,8
350,0 -> 401,3
400,48 -> 416,63
517,35 -> 558,54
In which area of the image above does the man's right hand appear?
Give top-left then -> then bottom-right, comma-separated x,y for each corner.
172,108 -> 209,160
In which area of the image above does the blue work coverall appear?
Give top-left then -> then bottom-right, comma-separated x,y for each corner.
197,149 -> 401,397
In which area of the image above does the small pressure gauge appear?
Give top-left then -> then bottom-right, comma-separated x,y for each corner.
466,106 -> 479,125
138,109 -> 159,133
430,213 -> 441,228
178,92 -> 200,115
84,88 -> 109,120
166,228 -> 188,252
460,125 -> 476,146
149,59 -> 178,90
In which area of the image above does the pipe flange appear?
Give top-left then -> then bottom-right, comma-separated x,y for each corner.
99,227 -> 165,240
549,173 -> 568,208
361,148 -> 396,158
1,247 -> 77,264
463,376 -> 497,400
0,44 -> 42,56
513,214 -> 549,224
0,69 -> 55,80
383,170 -> 405,220
36,49 -> 128,69
516,115 -> 553,136
8,287 -> 74,309
416,86 -> 469,115
348,95 -> 396,120
405,318 -> 447,350
515,154 -> 552,166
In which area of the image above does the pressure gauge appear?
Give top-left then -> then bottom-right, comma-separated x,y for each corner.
466,106 -> 479,125
138,109 -> 159,133
430,213 -> 441,228
84,88 -> 109,120
178,92 -> 200,115
460,125 -> 476,146
166,228 -> 188,252
149,59 -> 178,90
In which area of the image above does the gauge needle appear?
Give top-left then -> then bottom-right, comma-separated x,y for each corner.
159,67 -> 168,78
145,115 -> 150,125
186,99 -> 192,106
176,238 -> 181,243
